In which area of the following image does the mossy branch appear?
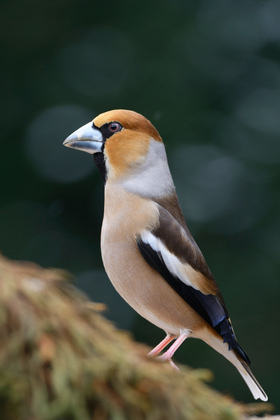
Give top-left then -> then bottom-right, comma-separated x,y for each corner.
0,255 -> 273,420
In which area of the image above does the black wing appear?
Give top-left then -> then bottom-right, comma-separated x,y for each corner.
137,206 -> 250,364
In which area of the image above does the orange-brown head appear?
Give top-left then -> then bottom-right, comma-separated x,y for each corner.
93,110 -> 162,179
64,109 -> 174,198
93,109 -> 162,142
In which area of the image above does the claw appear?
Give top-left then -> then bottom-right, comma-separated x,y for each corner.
158,354 -> 180,371
148,331 -> 191,371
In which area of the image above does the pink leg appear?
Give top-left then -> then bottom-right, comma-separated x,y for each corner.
148,333 -> 176,357
158,331 -> 190,370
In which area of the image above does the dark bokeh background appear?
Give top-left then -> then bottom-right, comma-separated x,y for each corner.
1,0 -> 279,409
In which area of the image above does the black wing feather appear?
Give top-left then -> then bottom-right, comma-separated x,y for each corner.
137,237 -> 251,365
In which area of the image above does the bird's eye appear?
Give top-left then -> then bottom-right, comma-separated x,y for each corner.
108,122 -> 122,133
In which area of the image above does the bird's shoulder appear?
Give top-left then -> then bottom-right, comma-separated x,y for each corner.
143,197 -> 219,294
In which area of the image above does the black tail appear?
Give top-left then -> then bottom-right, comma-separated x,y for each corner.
216,318 -> 251,365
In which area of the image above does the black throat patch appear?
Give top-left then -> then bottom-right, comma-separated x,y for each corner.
93,150 -> 107,184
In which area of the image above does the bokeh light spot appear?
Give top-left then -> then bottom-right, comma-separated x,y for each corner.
57,27 -> 133,97
236,88 -> 280,136
170,145 -> 267,233
25,104 -> 95,183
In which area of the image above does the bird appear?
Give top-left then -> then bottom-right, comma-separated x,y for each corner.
63,109 -> 268,401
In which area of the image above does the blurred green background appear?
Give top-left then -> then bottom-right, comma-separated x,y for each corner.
1,0 -> 279,409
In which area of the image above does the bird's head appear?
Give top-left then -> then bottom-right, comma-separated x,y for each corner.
64,109 -> 174,197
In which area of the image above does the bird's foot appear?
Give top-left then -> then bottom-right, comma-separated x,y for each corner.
157,354 -> 180,371
150,331 -> 190,371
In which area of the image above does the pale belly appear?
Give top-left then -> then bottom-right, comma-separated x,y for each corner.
101,229 -> 205,337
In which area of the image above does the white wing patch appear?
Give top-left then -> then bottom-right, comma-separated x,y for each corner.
140,230 -> 202,292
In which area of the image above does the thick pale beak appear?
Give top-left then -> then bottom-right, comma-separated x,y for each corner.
63,122 -> 104,154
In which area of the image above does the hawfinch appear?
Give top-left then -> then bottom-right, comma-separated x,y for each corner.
63,109 -> 267,401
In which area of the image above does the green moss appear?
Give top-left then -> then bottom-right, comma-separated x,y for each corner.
0,255 -> 267,420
